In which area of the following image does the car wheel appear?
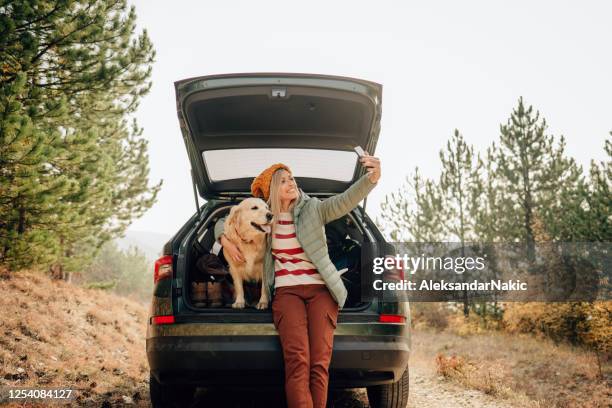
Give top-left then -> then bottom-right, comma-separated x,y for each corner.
366,367 -> 409,408
149,372 -> 195,408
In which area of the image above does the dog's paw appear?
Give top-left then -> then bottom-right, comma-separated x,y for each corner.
232,300 -> 245,309
256,300 -> 269,310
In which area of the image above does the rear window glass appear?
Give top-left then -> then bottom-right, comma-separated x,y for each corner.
203,149 -> 358,182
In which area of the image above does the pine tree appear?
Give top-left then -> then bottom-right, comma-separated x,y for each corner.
469,145 -> 513,321
472,145 -> 512,243
437,129 -> 484,316
0,1 -> 161,273
0,71 -> 74,268
379,131 -> 484,316
438,129 -> 483,243
494,97 -> 582,258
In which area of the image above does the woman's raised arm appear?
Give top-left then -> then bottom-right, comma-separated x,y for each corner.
318,153 -> 380,224
318,173 -> 378,224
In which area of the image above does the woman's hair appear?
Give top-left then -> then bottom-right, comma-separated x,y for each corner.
267,168 -> 301,230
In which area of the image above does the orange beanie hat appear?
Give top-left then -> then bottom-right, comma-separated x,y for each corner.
251,163 -> 292,201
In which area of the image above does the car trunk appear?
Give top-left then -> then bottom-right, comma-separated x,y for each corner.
175,73 -> 382,200
183,203 -> 371,312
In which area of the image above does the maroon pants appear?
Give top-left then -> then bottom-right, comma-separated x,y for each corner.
272,284 -> 339,408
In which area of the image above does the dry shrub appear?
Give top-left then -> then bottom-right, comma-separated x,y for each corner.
578,302 -> 612,354
436,353 -> 469,379
410,302 -> 450,330
503,301 -> 612,353
435,352 -> 513,398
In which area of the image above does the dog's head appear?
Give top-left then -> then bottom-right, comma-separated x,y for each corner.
227,198 -> 273,241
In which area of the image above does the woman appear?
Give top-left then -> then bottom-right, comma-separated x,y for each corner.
214,153 -> 381,408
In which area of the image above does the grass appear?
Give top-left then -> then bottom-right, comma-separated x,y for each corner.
0,269 -> 150,407
413,327 -> 611,408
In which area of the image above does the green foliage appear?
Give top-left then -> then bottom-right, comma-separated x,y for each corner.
438,129 -> 484,243
81,240 -> 152,302
494,97 -> 583,248
0,0 -> 161,272
549,135 -> 611,242
85,280 -> 117,291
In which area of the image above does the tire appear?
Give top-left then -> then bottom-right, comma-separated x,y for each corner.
149,372 -> 195,408
366,367 -> 409,408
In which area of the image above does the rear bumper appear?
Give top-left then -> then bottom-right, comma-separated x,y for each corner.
147,334 -> 409,388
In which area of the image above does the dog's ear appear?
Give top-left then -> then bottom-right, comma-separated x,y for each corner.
226,204 -> 243,232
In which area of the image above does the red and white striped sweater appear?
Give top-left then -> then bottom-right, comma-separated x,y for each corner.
272,212 -> 326,287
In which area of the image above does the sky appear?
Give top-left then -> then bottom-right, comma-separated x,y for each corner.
125,0 -> 611,237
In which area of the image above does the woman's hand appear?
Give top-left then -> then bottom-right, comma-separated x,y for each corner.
360,151 -> 381,183
220,234 -> 245,263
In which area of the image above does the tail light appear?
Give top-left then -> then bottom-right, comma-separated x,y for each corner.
154,255 -> 173,284
379,314 -> 406,324
152,315 -> 175,325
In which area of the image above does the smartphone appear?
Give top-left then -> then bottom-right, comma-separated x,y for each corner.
354,146 -> 366,157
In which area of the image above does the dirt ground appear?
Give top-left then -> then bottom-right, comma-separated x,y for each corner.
4,271 -> 604,407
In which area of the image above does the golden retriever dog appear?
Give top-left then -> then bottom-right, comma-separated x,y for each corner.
223,197 -> 273,309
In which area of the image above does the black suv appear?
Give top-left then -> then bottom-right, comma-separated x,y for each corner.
146,73 -> 410,408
